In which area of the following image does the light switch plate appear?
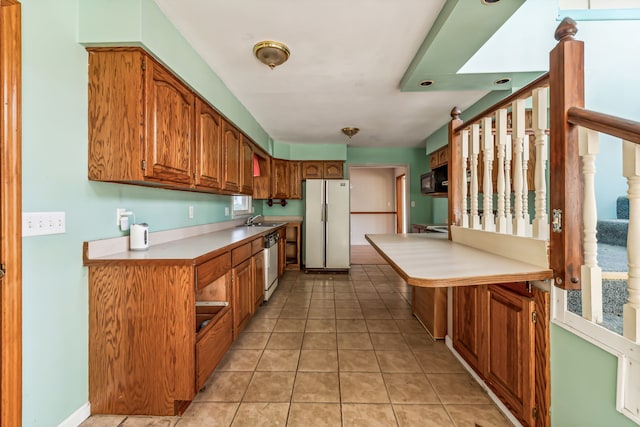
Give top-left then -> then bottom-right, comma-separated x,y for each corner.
23,211 -> 66,236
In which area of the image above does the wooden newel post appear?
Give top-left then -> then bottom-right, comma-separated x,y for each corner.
448,107 -> 463,239
549,17 -> 584,290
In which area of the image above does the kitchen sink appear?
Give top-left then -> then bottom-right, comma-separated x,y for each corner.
240,222 -> 285,228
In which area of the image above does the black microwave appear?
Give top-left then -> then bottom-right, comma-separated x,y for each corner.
421,167 -> 448,194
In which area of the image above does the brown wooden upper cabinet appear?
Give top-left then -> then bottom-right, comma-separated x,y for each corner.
88,48 -> 194,186
221,120 -> 240,193
429,146 -> 448,170
88,46 -> 258,196
240,135 -> 253,195
271,158 -> 289,199
195,98 -> 222,190
252,152 -> 271,199
302,161 -> 344,179
289,161 -> 302,199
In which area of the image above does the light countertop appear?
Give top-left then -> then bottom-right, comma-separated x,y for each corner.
365,233 -> 553,288
85,224 -> 283,263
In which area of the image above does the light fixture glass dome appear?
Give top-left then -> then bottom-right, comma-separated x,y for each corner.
253,41 -> 290,69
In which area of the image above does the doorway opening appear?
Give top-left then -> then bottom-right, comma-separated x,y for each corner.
347,164 -> 409,264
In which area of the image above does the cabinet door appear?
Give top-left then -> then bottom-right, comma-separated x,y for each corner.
144,58 -> 194,185
194,98 -> 222,189
289,161 -> 302,199
240,135 -> 254,195
438,147 -> 448,166
221,120 -> 240,192
88,49 -> 145,182
252,153 -> 271,199
452,285 -> 484,374
323,161 -> 344,179
232,259 -> 253,338
252,251 -> 265,313
302,161 -> 323,179
271,158 -> 289,199
429,153 -> 438,170
484,285 -> 535,427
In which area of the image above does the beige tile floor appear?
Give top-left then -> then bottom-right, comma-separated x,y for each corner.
81,265 -> 512,427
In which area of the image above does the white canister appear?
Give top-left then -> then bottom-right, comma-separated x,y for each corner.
130,223 -> 149,251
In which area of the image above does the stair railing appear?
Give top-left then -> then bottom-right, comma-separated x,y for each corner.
448,75 -> 550,240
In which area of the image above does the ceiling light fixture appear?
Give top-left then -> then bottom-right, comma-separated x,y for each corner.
419,79 -> 434,87
341,127 -> 360,139
481,0 -> 501,4
253,41 -> 290,69
494,77 -> 511,85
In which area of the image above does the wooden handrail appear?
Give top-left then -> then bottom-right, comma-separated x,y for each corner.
568,107 -> 640,145
454,73 -> 550,133
350,211 -> 397,215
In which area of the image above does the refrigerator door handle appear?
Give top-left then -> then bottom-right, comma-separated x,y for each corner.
320,203 -> 325,222
325,203 -> 328,222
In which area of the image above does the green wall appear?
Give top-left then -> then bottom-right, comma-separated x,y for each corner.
551,326 -> 636,427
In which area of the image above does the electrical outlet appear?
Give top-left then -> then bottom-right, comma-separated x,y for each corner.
116,208 -> 127,226
188,206 -> 194,219
224,207 -> 230,217
411,201 -> 416,208
22,212 -> 66,236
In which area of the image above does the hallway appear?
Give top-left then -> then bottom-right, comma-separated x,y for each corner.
81,265 -> 511,427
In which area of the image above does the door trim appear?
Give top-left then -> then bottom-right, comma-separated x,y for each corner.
0,1 -> 22,426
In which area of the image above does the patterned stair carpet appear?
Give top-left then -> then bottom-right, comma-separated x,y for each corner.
567,243 -> 628,335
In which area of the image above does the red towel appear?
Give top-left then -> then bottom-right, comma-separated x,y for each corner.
253,155 -> 260,177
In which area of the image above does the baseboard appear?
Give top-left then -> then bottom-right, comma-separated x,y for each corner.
445,336 -> 523,427
57,402 -> 90,427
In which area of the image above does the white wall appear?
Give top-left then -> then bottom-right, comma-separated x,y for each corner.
350,168 -> 396,244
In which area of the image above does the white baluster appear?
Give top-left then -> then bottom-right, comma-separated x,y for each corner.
532,87 -> 549,240
461,130 -> 469,228
470,124 -> 481,229
512,99 -> 526,236
495,109 -> 508,233
505,135 -> 513,235
623,140 -> 640,343
482,117 -> 495,232
579,128 -> 602,323
523,135 -> 532,237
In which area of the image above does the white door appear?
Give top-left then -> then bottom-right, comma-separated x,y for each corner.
326,180 -> 350,269
304,179 -> 325,268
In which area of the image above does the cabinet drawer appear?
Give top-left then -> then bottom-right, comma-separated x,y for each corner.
196,307 -> 232,390
251,237 -> 263,255
196,252 -> 231,291
232,242 -> 252,266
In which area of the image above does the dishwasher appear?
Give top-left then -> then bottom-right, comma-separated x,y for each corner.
263,231 -> 279,301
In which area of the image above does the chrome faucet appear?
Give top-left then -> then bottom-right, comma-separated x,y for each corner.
245,214 -> 262,226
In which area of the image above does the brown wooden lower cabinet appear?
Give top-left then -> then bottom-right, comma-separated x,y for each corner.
86,235 -> 273,416
412,286 -> 447,339
252,247 -> 265,313
452,283 -> 549,427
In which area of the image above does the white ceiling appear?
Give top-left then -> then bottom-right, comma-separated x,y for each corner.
154,0 -> 552,148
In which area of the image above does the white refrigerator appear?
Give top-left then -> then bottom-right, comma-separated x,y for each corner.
304,179 -> 351,270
